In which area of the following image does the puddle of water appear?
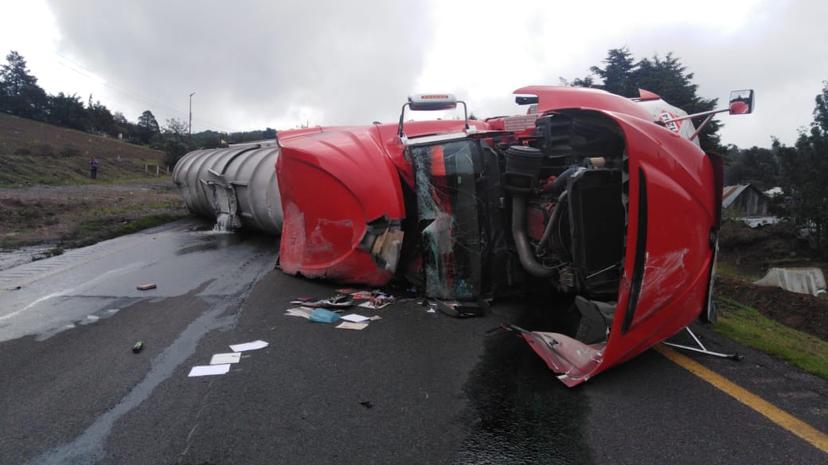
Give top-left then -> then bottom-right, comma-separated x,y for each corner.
0,245 -> 54,272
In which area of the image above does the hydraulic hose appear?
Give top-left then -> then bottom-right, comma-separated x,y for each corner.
536,191 -> 567,256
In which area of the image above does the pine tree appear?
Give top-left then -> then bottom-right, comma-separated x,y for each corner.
0,51 -> 48,119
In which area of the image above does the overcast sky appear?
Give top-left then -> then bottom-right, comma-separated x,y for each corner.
1,0 -> 826,147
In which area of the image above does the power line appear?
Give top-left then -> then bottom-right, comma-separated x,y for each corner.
47,50 -> 232,132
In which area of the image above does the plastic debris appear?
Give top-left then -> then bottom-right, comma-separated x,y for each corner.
433,299 -> 488,318
336,322 -> 369,330
350,291 -> 374,300
309,308 -> 342,324
291,294 -> 353,308
341,313 -> 370,323
188,364 -> 231,377
229,340 -> 269,352
136,283 -> 157,291
132,341 -> 144,353
210,353 -> 241,364
358,294 -> 394,309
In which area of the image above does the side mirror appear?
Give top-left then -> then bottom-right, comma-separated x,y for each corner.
408,94 -> 458,111
728,89 -> 754,115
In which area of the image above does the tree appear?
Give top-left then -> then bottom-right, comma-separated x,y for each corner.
158,118 -> 197,166
813,81 -> 828,133
0,51 -> 48,119
87,95 -> 117,136
46,93 -> 88,131
777,82 -> 828,253
634,54 -> 721,150
164,117 -> 189,136
723,145 -> 780,190
136,110 -> 160,144
572,48 -> 723,151
588,47 -> 638,97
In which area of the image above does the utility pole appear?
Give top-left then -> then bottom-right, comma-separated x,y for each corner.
189,91 -> 196,136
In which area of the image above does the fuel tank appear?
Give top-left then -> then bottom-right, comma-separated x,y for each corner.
172,142 -> 282,234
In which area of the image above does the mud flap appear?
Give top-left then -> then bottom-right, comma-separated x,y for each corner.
520,331 -> 604,387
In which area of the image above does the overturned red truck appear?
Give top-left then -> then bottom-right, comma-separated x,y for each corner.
174,86 -> 754,386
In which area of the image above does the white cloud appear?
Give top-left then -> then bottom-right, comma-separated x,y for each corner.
1,0 -> 825,146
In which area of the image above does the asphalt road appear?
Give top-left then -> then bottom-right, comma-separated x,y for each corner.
0,219 -> 825,465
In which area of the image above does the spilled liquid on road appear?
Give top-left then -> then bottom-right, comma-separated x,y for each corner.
455,296 -> 591,465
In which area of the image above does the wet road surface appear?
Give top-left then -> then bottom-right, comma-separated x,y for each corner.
0,219 -> 825,465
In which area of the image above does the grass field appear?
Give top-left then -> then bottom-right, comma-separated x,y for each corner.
0,114 -> 188,254
0,113 -> 166,187
715,296 -> 828,380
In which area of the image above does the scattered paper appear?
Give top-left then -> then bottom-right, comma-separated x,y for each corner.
426,308 -> 436,313
188,364 -> 231,377
229,340 -> 269,352
336,322 -> 369,330
341,313 -> 370,323
285,307 -> 314,319
369,315 -> 383,321
210,353 -> 241,365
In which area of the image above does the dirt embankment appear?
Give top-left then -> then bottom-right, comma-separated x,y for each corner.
716,220 -> 828,341
0,182 -> 187,250
716,275 -> 828,341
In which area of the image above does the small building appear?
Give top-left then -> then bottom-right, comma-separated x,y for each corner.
722,184 -> 769,217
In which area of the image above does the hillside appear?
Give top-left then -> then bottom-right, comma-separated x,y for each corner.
0,113 -> 166,186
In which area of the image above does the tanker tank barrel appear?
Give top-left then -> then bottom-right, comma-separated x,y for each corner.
172,141 -> 283,234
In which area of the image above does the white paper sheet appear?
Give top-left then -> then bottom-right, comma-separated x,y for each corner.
336,322 -> 369,330
210,352 -> 241,365
188,364 -> 231,377
229,340 -> 269,352
285,307 -> 314,319
341,313 -> 370,323
369,315 -> 382,321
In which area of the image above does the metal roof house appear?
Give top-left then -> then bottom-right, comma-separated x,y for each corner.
722,184 -> 769,218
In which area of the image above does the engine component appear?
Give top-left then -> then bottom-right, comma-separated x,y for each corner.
503,145 -> 544,193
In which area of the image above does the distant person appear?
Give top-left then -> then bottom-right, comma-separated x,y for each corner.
90,157 -> 98,179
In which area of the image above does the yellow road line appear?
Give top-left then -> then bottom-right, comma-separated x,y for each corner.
655,345 -> 828,454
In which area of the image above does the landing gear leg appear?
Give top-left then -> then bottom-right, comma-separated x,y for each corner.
663,327 -> 743,361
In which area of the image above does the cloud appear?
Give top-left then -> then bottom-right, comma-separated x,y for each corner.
13,0 -> 827,147
44,0 -> 432,131
415,0 -> 828,147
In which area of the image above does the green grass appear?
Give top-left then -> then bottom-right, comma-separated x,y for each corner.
715,260 -> 763,281
714,296 -> 828,380
63,213 -> 184,248
0,153 -> 169,187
